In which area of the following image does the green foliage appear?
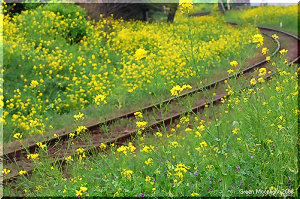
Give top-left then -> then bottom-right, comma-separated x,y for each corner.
40,3 -> 88,43
224,5 -> 298,35
23,3 -> 42,11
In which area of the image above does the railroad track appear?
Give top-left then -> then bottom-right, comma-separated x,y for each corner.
2,25 -> 299,184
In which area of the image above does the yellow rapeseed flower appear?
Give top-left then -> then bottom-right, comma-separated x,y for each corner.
134,48 -> 147,60
65,156 -> 73,162
100,143 -> 107,149
232,128 -> 240,134
279,49 -> 288,54
2,168 -> 11,175
179,0 -> 194,13
144,158 -> 153,165
76,148 -> 85,154
261,47 -> 269,55
250,78 -> 256,85
155,132 -> 163,137
141,145 -> 154,153
170,84 -> 192,96
227,69 -> 234,74
94,94 -> 107,105
19,170 -> 27,175
134,111 -> 143,118
121,169 -> 133,179
13,133 -> 22,139
230,60 -> 238,67
30,80 -> 39,89
27,153 -> 39,160
37,142 -> 47,150
272,34 -> 279,39
252,34 -> 264,47
76,125 -> 87,135
136,121 -> 147,128
74,112 -> 84,121
69,133 -> 75,138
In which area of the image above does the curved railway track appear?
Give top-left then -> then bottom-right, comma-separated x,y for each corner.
2,24 -> 299,184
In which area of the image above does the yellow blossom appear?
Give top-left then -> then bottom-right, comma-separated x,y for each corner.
76,147 -> 85,154
170,84 -> 192,96
37,142 -> 47,150
279,49 -> 288,54
261,47 -> 269,55
80,187 -> 87,192
200,141 -> 207,148
69,133 -> 75,138
227,69 -> 234,74
170,141 -> 179,148
134,111 -> 143,118
179,0 -> 194,13
65,156 -> 73,162
30,80 -> 39,88
94,94 -> 107,105
250,78 -> 256,85
195,131 -> 202,138
141,145 -> 154,153
155,132 -> 163,137
27,153 -> 39,160
13,133 -> 22,139
100,143 -> 107,149
232,128 -> 240,134
145,158 -> 153,165
258,77 -> 265,83
2,168 -> 11,175
252,34 -> 264,47
76,125 -> 87,135
197,124 -> 205,131
19,170 -> 27,175
136,121 -> 147,128
121,169 -> 133,179
272,34 -> 279,39
259,67 -> 267,76
230,60 -> 238,67
74,112 -> 84,120
134,48 -> 147,60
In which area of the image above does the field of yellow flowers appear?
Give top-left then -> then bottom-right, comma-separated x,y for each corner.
225,4 -> 298,35
2,2 -> 298,198
3,3 -> 258,143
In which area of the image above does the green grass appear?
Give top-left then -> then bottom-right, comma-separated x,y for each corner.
224,5 -> 298,35
4,56 -> 298,197
190,3 -> 216,13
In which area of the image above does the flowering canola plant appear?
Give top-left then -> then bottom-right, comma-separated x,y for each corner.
2,4 -> 259,142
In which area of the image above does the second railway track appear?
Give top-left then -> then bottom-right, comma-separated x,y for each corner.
2,24 -> 299,183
